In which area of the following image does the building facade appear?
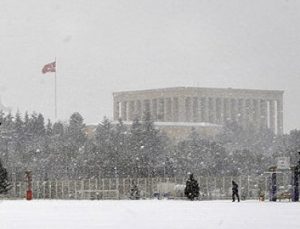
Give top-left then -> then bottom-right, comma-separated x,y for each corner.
113,87 -> 283,135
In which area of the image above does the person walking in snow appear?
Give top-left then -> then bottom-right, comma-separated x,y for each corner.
129,180 -> 140,200
184,173 -> 199,200
232,180 -> 240,202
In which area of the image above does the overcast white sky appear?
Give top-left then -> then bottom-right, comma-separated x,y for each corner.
0,0 -> 299,132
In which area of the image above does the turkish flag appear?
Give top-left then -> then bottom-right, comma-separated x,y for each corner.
42,61 -> 56,74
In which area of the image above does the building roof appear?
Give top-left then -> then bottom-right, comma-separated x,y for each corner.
113,86 -> 284,96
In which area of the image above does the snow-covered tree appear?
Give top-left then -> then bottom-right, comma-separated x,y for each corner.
67,112 -> 86,150
0,159 -> 11,194
128,113 -> 166,177
184,173 -> 199,200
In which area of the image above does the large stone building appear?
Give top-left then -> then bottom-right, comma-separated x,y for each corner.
113,87 -> 284,138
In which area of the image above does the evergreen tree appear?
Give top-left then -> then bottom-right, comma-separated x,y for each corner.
0,113 -> 14,164
22,111 -> 32,146
14,111 -> 25,149
95,117 -> 114,151
0,111 -> 6,158
35,113 -> 46,137
21,113 -> 45,170
141,113 -> 163,166
0,111 -> 4,124
113,119 -> 130,176
284,130 -> 300,163
53,122 -> 64,136
129,113 -> 166,177
184,173 -> 199,200
65,112 -> 87,175
216,120 -> 277,154
128,118 -> 144,177
46,121 -> 66,179
0,159 -> 11,194
175,129 -> 228,176
45,119 -> 53,136
67,112 -> 86,150
94,117 -> 115,177
175,129 -> 204,175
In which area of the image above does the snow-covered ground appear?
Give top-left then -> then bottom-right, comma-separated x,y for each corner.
0,200 -> 299,229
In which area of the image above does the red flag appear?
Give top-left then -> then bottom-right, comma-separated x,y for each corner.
42,61 -> 56,74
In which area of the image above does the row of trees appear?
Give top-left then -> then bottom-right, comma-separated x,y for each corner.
0,159 -> 11,194
0,111 -> 299,181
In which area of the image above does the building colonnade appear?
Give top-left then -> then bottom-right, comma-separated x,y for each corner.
114,95 -> 283,135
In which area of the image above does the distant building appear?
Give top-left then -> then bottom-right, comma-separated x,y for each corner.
113,87 -> 284,140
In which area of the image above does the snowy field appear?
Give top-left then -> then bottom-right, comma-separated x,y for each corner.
0,200 -> 299,229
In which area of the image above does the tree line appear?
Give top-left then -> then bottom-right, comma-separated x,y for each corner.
0,111 -> 299,180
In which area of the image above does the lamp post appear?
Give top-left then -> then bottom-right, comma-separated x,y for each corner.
25,170 -> 32,200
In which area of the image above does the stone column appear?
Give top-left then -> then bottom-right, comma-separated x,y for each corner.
143,99 -> 150,119
121,101 -> 127,121
238,99 -> 246,128
220,97 -> 224,124
128,101 -> 135,121
173,97 -> 179,122
230,98 -> 237,122
125,101 -> 130,121
152,99 -> 158,121
253,99 -> 261,130
250,99 -> 255,125
277,99 -> 283,135
223,98 -> 230,122
237,99 -> 242,125
208,97 -> 217,123
149,99 -> 153,120
269,100 -> 276,133
158,98 -> 165,121
215,98 -> 221,124
200,97 -> 204,122
200,97 -> 209,122
178,96 -> 186,122
135,100 -> 142,120
260,99 -> 268,129
247,98 -> 256,126
113,100 -> 120,121
208,97 -> 212,123
185,97 -> 192,122
192,97 -> 199,122
245,99 -> 251,125
165,98 -> 172,122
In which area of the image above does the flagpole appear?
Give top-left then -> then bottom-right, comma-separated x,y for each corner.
55,57 -> 57,120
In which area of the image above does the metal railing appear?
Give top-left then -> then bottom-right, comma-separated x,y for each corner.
5,174 -> 292,200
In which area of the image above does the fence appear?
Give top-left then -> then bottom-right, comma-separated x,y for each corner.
6,174 -> 293,200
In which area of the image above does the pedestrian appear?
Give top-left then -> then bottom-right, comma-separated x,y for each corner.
130,180 -> 140,200
232,180 -> 240,202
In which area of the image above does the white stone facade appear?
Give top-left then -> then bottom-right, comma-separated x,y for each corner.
113,87 -> 284,135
